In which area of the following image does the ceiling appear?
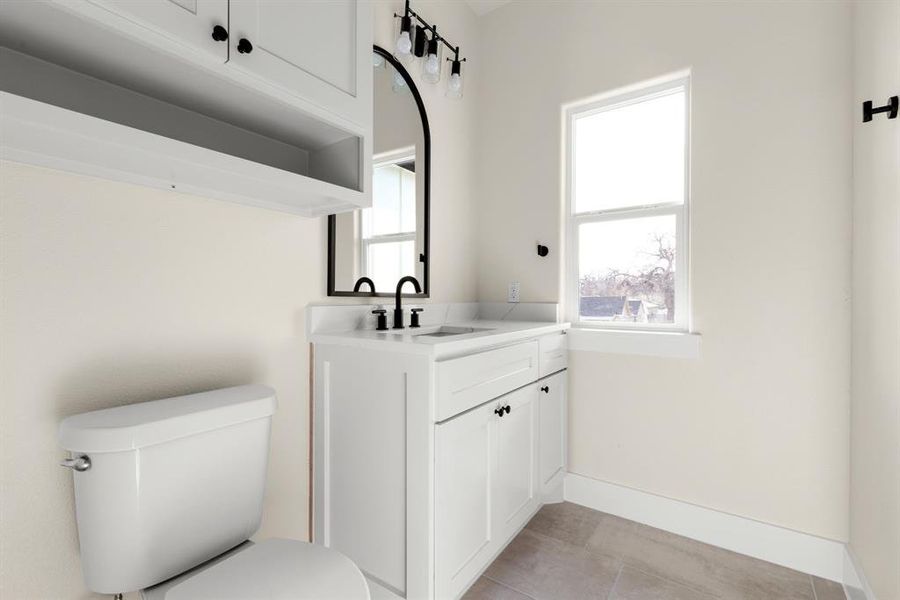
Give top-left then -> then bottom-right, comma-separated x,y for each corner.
464,0 -> 512,16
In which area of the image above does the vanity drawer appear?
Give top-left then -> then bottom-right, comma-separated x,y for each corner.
539,332 -> 568,377
435,341 -> 540,421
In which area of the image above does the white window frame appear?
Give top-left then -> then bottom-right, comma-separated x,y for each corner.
565,75 -> 691,333
360,147 -> 417,278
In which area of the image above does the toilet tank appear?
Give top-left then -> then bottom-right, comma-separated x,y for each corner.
58,385 -> 277,594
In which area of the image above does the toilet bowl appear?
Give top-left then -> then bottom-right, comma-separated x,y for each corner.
59,385 -> 369,599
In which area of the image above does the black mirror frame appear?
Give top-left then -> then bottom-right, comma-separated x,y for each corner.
327,44 -> 431,298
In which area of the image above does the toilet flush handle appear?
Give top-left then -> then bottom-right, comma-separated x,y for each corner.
60,455 -> 91,472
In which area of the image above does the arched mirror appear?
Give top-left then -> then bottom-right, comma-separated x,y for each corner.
327,45 -> 430,298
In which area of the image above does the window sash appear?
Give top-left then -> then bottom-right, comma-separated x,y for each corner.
565,75 -> 691,332
360,231 -> 417,281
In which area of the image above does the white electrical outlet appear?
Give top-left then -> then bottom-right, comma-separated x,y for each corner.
508,281 -> 520,303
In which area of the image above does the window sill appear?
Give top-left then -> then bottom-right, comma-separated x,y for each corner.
567,327 -> 701,359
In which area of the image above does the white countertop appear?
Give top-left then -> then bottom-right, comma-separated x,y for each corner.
310,319 -> 570,358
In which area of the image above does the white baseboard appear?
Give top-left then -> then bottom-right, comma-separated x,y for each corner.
842,547 -> 878,600
564,473 -> 846,583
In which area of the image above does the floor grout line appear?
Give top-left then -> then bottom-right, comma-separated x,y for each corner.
622,563 -> 720,598
482,574 -> 539,600
810,574 -> 819,600
605,563 -> 625,600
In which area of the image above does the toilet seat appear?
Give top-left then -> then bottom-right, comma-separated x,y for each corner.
144,539 -> 370,600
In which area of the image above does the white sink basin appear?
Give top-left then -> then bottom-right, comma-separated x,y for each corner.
412,326 -> 494,338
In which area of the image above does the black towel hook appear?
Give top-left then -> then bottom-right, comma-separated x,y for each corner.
863,96 -> 898,123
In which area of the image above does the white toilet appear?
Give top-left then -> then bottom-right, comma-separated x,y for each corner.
58,384 -> 370,599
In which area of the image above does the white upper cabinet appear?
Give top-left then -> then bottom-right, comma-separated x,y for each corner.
88,0 -> 230,62
0,0 -> 373,216
228,0 -> 372,127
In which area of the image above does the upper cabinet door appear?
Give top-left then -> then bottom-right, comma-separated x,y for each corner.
228,0 -> 373,127
87,0 -> 230,62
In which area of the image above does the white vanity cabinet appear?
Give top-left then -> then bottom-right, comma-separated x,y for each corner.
313,327 -> 568,600
538,370 -> 567,495
434,384 -> 540,599
434,400 -> 497,599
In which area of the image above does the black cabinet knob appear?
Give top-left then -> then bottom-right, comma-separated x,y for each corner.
494,407 -> 505,417
237,38 -> 253,54
504,405 -> 511,414
540,386 -> 549,393
211,25 -> 228,42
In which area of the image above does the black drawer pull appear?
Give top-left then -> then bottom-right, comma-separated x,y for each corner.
540,386 -> 549,393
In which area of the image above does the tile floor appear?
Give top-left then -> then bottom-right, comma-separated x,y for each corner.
462,502 -> 846,600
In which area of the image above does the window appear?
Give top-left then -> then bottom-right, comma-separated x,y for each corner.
566,77 -> 690,331
361,150 -> 417,292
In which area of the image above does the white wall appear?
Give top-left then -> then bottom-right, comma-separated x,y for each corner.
0,2 -> 480,598
476,0 -> 853,540
849,1 -> 900,598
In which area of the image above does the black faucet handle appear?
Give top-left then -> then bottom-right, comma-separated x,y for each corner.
371,309 -> 388,331
410,307 -> 424,328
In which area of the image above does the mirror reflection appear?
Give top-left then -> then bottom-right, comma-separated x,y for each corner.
329,49 -> 428,297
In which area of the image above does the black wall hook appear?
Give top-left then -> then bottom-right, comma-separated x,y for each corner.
863,96 -> 898,122
537,244 -> 549,257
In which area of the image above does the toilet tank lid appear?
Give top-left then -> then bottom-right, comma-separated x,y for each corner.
59,385 -> 277,453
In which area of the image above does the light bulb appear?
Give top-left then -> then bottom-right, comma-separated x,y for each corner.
448,73 -> 461,92
425,54 -> 440,75
393,70 -> 407,91
396,31 -> 412,55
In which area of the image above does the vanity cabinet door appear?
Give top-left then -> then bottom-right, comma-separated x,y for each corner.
538,371 -> 567,495
228,0 -> 372,127
434,402 -> 496,600
87,0 -> 230,61
493,386 -> 539,541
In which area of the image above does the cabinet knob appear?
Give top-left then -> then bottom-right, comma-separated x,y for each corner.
540,386 -> 549,393
211,25 -> 228,42
494,407 -> 505,417
504,405 -> 511,414
237,38 -> 253,54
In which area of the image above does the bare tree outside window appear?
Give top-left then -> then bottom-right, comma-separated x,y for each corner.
579,232 -> 675,323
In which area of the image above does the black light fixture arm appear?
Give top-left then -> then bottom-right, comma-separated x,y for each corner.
395,0 -> 465,61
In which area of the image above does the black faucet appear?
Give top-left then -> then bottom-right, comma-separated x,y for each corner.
353,277 -> 376,294
393,276 -> 422,329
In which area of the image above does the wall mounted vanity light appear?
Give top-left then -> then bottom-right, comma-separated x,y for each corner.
421,27 -> 442,84
394,0 -> 467,98
447,48 -> 466,99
